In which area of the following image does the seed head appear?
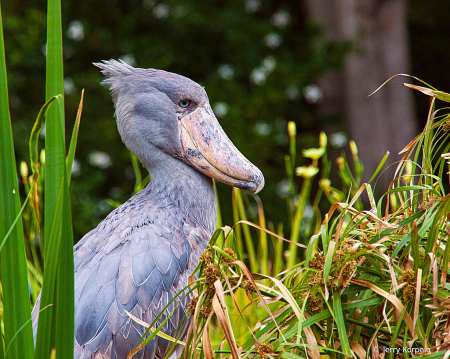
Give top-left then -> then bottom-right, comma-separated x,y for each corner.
256,342 -> 274,359
187,296 -> 199,316
204,263 -> 221,286
199,298 -> 212,319
221,248 -> 237,265
199,246 -> 212,264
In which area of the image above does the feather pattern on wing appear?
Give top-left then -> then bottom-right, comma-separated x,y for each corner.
32,186 -> 212,359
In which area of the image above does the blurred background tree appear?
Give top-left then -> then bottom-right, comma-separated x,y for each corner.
3,0 -> 449,242
304,0 -> 417,186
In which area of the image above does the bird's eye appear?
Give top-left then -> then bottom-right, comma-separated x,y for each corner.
179,99 -> 190,108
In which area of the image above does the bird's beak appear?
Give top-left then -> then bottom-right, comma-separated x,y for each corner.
180,104 -> 264,194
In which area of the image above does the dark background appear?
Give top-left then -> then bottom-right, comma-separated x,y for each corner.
4,0 -> 449,241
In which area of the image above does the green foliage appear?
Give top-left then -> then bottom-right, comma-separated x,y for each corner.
176,86 -> 450,358
0,5 -> 34,359
34,0 -> 75,357
0,0 -> 80,357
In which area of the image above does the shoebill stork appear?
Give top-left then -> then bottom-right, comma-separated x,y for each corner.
32,59 -> 264,359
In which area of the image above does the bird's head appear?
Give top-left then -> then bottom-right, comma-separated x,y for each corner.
95,60 -> 264,194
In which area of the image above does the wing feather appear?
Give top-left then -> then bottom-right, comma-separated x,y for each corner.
75,278 -> 116,346
132,252 -> 157,286
152,244 -> 173,273
97,245 -> 121,286
83,323 -> 111,358
161,259 -> 180,291
136,269 -> 161,310
106,300 -> 125,335
116,265 -> 138,304
33,191 -> 211,359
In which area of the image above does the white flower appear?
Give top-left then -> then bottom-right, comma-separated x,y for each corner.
245,0 -> 261,13
67,20 -> 84,41
250,57 -> 276,85
218,64 -> 235,80
254,122 -> 272,136
330,132 -> 348,148
272,10 -> 290,28
88,151 -> 112,169
262,56 -> 276,72
303,84 -> 323,104
250,68 -> 266,85
213,102 -> 228,118
153,3 -> 169,19
64,78 -> 75,95
264,32 -> 282,48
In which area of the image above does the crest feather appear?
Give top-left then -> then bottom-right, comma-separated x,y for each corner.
93,59 -> 137,91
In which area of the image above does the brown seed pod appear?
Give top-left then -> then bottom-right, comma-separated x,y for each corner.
256,342 -> 275,359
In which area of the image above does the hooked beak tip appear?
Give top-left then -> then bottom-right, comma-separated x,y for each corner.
254,176 -> 265,194
250,168 -> 265,194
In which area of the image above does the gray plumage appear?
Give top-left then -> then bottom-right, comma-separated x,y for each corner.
32,60 -> 264,359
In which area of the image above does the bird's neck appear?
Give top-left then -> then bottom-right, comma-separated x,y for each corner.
143,155 -> 217,234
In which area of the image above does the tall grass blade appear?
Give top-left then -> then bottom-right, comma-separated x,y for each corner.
29,95 -> 60,176
66,89 -> 83,185
256,198 -> 269,276
0,327 -> 4,359
214,180 -> 225,247
332,292 -> 352,356
0,5 -> 34,359
233,188 -> 257,272
35,0 -> 75,357
43,0 -> 65,258
272,222 -> 284,276
55,177 -> 74,358
28,95 -> 61,228
426,195 -> 450,254
367,151 -> 390,184
287,175 -> 314,268
34,181 -> 64,359
0,193 -> 31,253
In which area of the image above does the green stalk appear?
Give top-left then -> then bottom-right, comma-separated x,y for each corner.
284,155 -> 294,224
214,180 -> 224,248
34,180 -> 64,358
234,188 -> 257,273
43,0 -> 65,256
35,0 -> 74,357
55,177 -> 74,358
286,177 -> 312,268
48,0 -> 75,352
231,188 -> 244,258
272,222 -> 284,276
332,292 -> 351,356
256,198 -> 269,277
0,5 -> 34,358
